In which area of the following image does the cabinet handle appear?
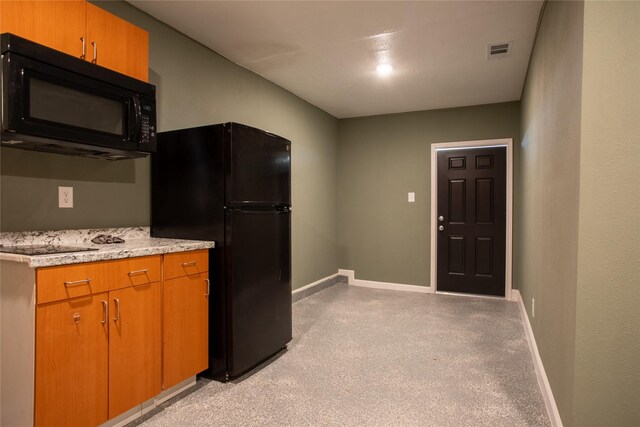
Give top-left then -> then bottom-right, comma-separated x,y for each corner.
64,278 -> 91,286
101,300 -> 108,325
80,37 -> 86,60
91,41 -> 97,64
181,261 -> 197,267
128,269 -> 149,276
113,298 -> 120,322
205,279 -> 210,297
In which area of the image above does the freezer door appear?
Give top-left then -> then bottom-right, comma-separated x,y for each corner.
226,209 -> 292,377
226,124 -> 291,205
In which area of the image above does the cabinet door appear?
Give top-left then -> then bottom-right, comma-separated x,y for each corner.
163,273 -> 209,389
35,294 -> 109,427
108,283 -> 161,419
0,0 -> 86,58
86,2 -> 148,81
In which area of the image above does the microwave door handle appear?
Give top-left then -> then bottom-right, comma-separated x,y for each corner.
130,96 -> 142,142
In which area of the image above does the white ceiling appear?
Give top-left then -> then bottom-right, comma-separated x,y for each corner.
129,1 -> 543,119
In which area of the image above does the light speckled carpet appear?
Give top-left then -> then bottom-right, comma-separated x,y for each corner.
136,284 -> 550,426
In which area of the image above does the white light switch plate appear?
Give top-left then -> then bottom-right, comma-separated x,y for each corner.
408,192 -> 415,203
59,186 -> 73,208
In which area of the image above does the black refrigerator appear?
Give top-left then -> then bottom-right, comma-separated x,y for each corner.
151,123 -> 292,381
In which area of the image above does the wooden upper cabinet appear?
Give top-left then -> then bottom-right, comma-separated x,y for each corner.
0,0 -> 149,81
0,0 -> 87,58
86,2 -> 148,82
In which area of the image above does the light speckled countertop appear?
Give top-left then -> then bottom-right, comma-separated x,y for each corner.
0,227 -> 215,268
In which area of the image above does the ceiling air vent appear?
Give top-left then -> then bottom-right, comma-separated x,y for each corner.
487,42 -> 512,60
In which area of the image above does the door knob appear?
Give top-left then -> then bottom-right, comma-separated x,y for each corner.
438,225 -> 444,231
438,216 -> 444,222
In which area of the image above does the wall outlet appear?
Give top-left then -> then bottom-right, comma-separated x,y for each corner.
408,192 -> 415,203
58,186 -> 73,208
532,298 -> 535,318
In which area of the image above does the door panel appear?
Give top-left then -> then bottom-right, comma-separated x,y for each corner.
447,236 -> 465,274
475,237 -> 493,275
475,179 -> 494,223
437,146 -> 506,296
449,180 -> 466,223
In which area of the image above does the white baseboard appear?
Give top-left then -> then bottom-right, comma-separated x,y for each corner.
338,269 -> 355,284
292,272 -> 339,294
339,269 -> 432,294
513,290 -> 563,427
100,377 -> 196,427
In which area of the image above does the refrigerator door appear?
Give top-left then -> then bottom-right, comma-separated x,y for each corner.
226,208 -> 292,377
225,123 -> 291,206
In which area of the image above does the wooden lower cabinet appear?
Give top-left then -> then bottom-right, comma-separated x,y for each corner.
34,257 -> 162,426
163,273 -> 209,389
33,251 -> 208,425
109,283 -> 161,418
35,293 -> 109,427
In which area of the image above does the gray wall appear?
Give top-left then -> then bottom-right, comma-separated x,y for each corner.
0,1 -> 340,290
337,102 -> 520,286
519,1 -> 640,425
573,2 -> 640,425
517,1 -> 583,424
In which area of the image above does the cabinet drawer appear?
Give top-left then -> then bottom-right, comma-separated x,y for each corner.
37,262 -> 109,304
108,256 -> 161,290
164,250 -> 209,280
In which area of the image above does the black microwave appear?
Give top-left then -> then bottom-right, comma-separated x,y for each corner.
1,33 -> 156,160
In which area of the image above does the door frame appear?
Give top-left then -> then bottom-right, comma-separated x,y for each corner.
430,138 -> 513,299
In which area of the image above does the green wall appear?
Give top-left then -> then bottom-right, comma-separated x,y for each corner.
573,2 -> 640,425
337,102 -> 520,286
517,1 -> 583,423
519,1 -> 640,425
0,1 -> 340,290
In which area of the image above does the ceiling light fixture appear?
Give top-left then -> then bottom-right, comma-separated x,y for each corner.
376,64 -> 393,76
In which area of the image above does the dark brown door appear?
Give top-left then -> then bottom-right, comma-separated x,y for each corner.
437,147 -> 506,296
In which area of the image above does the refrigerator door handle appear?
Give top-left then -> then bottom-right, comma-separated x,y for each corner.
230,210 -> 291,214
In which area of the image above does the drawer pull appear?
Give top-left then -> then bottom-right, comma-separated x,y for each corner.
181,261 -> 197,267
101,300 -> 108,325
205,279 -> 210,297
64,278 -> 91,286
128,269 -> 149,276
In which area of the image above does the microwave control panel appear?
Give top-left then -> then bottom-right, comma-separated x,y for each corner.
141,116 -> 150,145
138,97 -> 157,152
